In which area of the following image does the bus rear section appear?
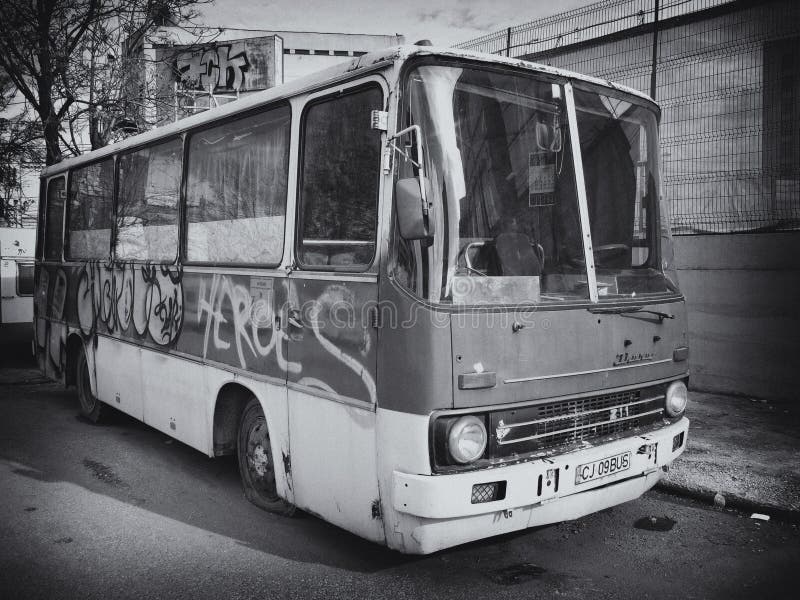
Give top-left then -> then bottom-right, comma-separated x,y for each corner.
373,55 -> 689,554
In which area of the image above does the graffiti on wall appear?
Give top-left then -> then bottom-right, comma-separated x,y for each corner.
176,44 -> 250,91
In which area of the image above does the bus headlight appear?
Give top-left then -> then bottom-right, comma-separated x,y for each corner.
447,416 -> 487,464
665,381 -> 688,417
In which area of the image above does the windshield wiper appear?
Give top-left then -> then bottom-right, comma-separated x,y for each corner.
588,306 -> 674,322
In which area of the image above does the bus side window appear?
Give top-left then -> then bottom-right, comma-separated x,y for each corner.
297,85 -> 383,268
67,159 -> 114,260
186,105 -> 291,265
44,177 -> 65,261
116,138 -> 182,262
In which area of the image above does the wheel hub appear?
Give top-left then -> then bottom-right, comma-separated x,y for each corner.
250,443 -> 269,477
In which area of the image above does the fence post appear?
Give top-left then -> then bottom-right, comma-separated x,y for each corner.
650,0 -> 660,99
506,27 -> 512,56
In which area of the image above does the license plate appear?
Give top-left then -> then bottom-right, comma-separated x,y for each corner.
575,451 -> 631,485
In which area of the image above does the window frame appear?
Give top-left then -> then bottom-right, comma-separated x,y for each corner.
182,101 -> 293,268
294,81 -> 386,273
65,156 -> 116,262
42,174 -> 67,263
16,261 -> 35,297
114,135 -> 184,264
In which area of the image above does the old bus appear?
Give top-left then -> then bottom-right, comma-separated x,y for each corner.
35,45 -> 689,554
1,227 -> 35,332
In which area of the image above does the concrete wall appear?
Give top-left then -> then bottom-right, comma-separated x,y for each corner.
674,233 -> 800,400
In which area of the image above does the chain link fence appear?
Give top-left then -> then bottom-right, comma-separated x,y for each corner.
458,0 -> 800,234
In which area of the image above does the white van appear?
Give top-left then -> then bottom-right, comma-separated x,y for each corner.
0,227 -> 36,328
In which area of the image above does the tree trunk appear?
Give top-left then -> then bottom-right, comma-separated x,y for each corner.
42,113 -> 62,165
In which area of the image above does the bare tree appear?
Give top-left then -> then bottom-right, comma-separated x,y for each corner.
0,69 -> 44,226
0,0 -> 209,166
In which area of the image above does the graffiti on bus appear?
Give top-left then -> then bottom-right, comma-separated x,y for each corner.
36,263 -> 378,404
75,260 -> 184,346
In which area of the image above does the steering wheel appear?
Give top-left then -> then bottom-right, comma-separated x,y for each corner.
458,242 -> 489,276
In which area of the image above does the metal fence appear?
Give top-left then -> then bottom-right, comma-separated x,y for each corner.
458,0 -> 800,234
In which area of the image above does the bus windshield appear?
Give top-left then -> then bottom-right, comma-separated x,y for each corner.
396,63 -> 678,305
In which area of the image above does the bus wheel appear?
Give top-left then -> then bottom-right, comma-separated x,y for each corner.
76,346 -> 105,423
237,397 -> 295,516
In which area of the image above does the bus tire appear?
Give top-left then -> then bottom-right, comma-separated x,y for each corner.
237,397 -> 295,516
76,345 -> 105,424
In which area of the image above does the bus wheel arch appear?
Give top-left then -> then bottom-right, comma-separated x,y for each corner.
212,383 -> 295,515
212,383 -> 252,457
67,334 -> 105,423
65,333 -> 84,387
236,395 -> 296,516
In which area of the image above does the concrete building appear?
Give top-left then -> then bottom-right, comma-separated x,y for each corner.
132,27 -> 403,125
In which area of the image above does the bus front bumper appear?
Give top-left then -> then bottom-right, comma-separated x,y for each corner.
392,417 -> 689,521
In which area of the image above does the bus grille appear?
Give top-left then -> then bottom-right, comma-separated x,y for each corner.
488,388 -> 665,459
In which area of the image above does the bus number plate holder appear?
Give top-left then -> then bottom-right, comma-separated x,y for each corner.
575,451 -> 631,485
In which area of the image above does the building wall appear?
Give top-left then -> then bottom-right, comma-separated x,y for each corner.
674,233 -> 800,400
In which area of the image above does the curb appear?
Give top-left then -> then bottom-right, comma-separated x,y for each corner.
655,480 -> 800,524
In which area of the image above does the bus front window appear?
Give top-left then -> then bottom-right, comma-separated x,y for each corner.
573,86 -> 677,299
394,64 -> 677,305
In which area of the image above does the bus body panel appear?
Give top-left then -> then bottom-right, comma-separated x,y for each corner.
284,274 -> 384,543
451,301 -> 689,409
89,330 -> 295,501
179,269 -> 290,381
288,389 -> 385,544
96,336 -> 144,420
286,274 -> 378,405
375,407 -> 434,552
375,277 -> 454,414
140,348 -> 209,451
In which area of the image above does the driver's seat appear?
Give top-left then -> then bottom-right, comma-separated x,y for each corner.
494,232 -> 542,276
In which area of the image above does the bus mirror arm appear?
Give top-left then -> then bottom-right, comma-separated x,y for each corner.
390,123 -> 429,210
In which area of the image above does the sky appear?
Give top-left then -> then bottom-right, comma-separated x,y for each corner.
197,0 -> 597,48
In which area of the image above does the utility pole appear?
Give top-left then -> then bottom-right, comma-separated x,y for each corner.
650,0 -> 660,99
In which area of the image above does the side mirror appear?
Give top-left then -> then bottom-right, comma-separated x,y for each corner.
395,178 -> 431,240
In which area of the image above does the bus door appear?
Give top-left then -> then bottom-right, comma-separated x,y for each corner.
285,82 -> 385,542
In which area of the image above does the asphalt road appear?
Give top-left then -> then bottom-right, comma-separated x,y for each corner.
0,345 -> 798,599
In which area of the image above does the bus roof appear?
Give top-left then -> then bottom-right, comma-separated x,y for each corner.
41,45 -> 655,178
